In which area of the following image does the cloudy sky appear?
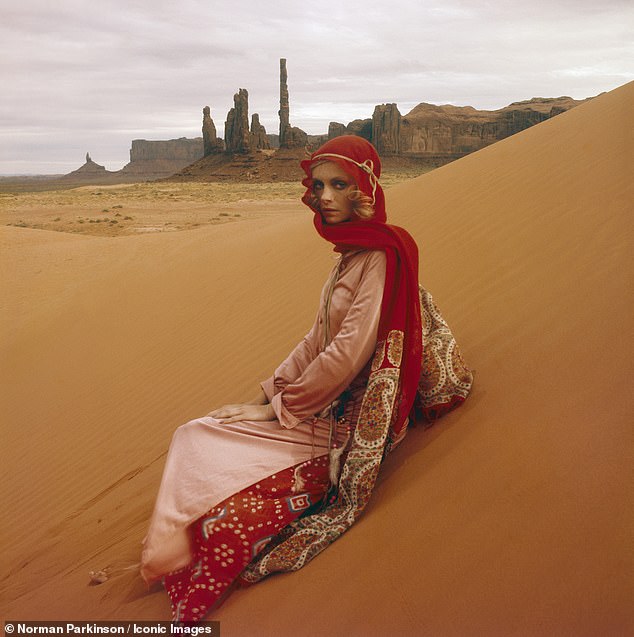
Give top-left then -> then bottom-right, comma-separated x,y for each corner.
1,0 -> 632,174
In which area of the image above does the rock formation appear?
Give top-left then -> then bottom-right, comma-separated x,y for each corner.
250,114 -> 270,150
60,69 -> 589,186
129,138 -> 203,162
119,138 -> 204,180
372,104 -> 402,155
328,119 -> 372,142
326,97 -> 584,162
406,97 -> 584,157
202,106 -> 224,156
225,89 -> 251,154
345,119 -> 373,141
307,134 -> 328,148
328,122 -> 346,139
279,58 -> 291,147
71,156 -> 106,174
278,58 -> 307,149
59,139 -> 206,184
58,154 -> 110,183
287,126 -> 308,148
549,105 -> 568,117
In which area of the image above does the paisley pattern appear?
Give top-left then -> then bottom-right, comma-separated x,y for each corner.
386,330 -> 404,367
417,286 -> 473,421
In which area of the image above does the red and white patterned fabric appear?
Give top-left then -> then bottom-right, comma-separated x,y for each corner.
163,457 -> 331,622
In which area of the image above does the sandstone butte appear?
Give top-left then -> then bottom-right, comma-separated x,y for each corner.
0,80 -> 632,636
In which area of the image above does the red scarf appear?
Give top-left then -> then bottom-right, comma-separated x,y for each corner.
300,135 -> 422,434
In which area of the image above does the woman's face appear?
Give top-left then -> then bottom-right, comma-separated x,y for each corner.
310,161 -> 356,224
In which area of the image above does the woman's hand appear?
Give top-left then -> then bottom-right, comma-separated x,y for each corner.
207,403 -> 275,424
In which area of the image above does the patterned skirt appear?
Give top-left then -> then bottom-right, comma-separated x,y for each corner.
163,454 -> 331,622
157,375 -> 368,622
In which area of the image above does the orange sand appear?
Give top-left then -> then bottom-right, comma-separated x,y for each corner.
1,81 -> 632,635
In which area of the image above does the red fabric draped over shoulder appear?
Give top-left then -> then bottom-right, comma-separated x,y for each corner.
300,135 -> 422,434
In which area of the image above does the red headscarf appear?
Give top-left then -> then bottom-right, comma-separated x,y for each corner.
301,135 -> 422,434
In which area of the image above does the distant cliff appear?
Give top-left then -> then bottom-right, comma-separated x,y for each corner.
329,96 -> 590,160
55,139 -> 205,185
112,137 -> 204,179
128,138 -> 203,162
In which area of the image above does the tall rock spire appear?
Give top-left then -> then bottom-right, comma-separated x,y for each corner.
202,106 -> 224,155
250,113 -> 270,150
279,58 -> 291,148
278,58 -> 307,149
225,89 -> 251,153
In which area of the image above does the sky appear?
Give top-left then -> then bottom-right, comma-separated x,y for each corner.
1,0 -> 632,174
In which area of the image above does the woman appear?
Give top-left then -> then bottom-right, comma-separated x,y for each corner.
140,135 -> 423,622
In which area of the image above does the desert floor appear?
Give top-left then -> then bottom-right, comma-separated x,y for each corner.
0,170 -> 423,237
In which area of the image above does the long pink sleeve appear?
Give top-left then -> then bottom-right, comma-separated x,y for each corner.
270,250 -> 386,428
260,313 -> 320,401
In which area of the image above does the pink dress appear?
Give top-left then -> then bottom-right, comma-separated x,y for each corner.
141,249 -> 387,619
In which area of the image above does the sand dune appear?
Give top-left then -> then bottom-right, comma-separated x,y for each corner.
1,81 -> 632,635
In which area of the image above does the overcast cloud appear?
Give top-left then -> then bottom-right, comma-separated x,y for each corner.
1,0 -> 632,173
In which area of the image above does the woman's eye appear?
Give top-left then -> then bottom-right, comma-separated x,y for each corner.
333,181 -> 348,189
312,181 -> 324,191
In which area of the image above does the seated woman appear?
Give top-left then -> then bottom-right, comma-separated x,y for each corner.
141,135 -> 425,622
